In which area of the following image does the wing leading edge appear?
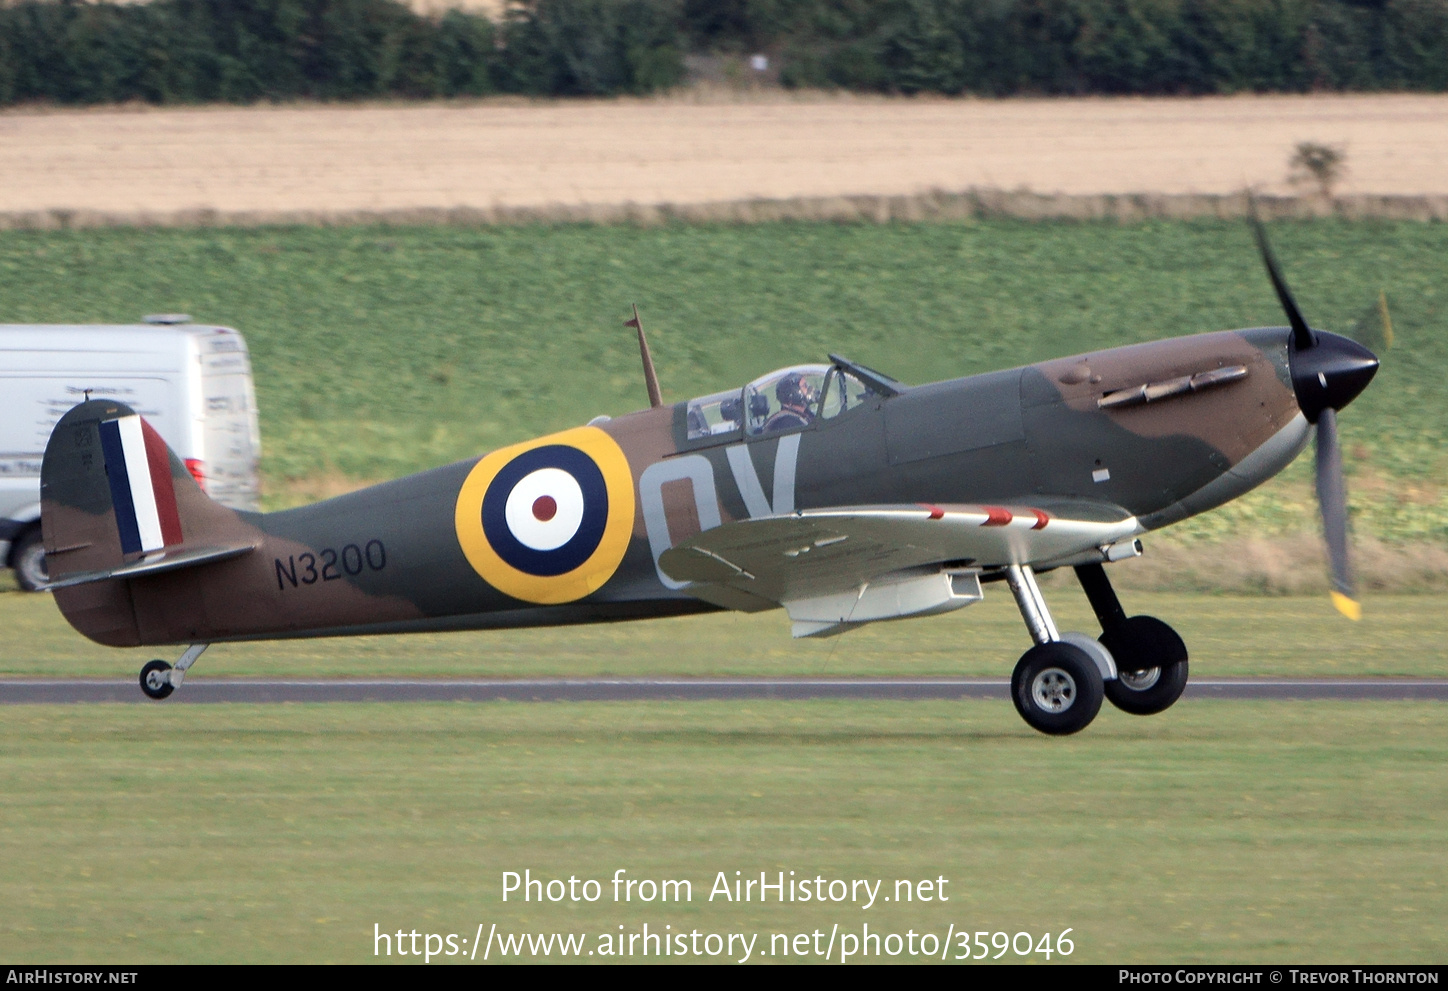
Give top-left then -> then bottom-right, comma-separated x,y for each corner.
658,501 -> 1141,637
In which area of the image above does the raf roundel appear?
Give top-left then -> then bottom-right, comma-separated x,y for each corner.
485,449 -> 605,575
454,427 -> 635,604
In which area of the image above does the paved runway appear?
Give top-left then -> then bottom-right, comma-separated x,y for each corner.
3,678 -> 1446,704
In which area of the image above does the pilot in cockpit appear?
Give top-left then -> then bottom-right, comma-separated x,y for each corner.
763,372 -> 818,433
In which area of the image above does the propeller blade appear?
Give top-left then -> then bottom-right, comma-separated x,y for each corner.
1250,202 -> 1370,618
1314,407 -> 1360,620
1248,201 -> 1316,351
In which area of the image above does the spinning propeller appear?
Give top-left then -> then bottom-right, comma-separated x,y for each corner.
1249,210 -> 1379,619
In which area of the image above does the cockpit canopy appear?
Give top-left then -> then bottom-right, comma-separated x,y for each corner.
684,361 -> 886,442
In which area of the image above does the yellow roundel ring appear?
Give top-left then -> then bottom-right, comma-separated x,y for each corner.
454,426 -> 635,605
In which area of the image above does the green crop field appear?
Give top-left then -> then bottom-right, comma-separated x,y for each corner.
0,219 -> 1444,555
0,700 -> 1444,963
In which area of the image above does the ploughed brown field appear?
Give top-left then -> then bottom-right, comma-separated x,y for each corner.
1,92 -> 1445,217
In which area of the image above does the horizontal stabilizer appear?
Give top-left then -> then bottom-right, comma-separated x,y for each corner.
41,542 -> 257,591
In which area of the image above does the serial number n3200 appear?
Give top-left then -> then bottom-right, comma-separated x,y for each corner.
275,540 -> 386,590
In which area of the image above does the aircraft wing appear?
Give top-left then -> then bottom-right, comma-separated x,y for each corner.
657,501 -> 1140,636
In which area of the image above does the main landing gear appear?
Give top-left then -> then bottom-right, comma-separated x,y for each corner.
1002,562 -> 1187,735
139,643 -> 209,700
1074,563 -> 1189,717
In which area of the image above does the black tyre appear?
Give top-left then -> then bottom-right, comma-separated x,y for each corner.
12,527 -> 48,592
1011,641 -> 1104,736
1097,615 -> 1187,674
140,660 -> 174,700
1104,659 -> 1189,715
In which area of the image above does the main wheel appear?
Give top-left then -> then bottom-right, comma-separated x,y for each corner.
1098,616 -> 1189,716
12,527 -> 48,592
1097,615 -> 1187,672
1104,659 -> 1189,715
139,660 -> 174,700
1011,641 -> 1104,736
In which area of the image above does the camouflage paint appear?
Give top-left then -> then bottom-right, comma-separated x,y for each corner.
43,326 -> 1305,649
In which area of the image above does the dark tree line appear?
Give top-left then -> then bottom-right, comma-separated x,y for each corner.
734,0 -> 1448,94
0,0 -> 1445,105
0,0 -> 682,102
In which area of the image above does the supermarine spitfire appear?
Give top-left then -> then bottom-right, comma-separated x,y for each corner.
38,221 -> 1378,734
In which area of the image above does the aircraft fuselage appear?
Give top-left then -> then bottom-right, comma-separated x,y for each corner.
49,326 -> 1312,647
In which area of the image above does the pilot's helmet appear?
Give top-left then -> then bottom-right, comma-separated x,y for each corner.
776,372 -> 814,409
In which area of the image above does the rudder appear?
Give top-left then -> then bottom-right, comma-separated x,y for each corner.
41,400 -> 256,643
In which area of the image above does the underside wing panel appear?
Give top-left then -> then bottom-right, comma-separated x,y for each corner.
659,502 -> 1138,606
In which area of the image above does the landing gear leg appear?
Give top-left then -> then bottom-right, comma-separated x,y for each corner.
1074,562 -> 1188,716
139,643 -> 209,701
1003,564 -> 1104,736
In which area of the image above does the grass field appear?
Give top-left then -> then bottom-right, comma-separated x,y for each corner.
3,218 -> 1445,965
1,700 -> 1443,963
4,586 -> 1446,680
1,219 -> 1443,558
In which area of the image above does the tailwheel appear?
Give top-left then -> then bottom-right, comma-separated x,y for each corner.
139,660 -> 174,701
1098,615 -> 1189,716
1011,641 -> 1104,736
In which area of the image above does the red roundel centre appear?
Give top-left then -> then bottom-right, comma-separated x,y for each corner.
531,495 -> 558,522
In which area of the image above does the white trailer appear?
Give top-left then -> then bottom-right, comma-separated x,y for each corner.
0,317 -> 261,590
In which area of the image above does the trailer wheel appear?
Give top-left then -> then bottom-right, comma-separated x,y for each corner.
12,527 -> 48,592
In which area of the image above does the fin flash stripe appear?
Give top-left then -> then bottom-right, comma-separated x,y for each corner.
98,415 -> 182,556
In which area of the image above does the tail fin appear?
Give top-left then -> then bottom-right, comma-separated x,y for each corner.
41,400 -> 256,591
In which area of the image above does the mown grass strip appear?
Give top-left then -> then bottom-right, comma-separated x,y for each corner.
0,700 -> 1443,963
4,589 -> 1447,680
